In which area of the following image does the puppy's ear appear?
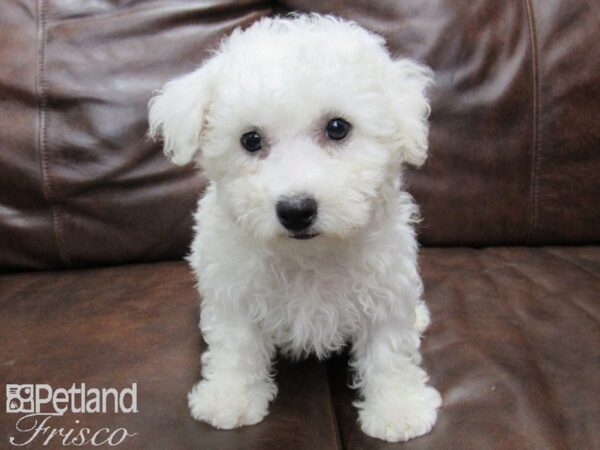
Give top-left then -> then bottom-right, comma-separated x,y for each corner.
148,61 -> 217,166
388,59 -> 434,168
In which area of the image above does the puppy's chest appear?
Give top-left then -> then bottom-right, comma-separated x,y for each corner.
253,261 -> 362,356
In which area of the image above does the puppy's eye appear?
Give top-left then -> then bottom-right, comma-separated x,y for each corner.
325,118 -> 351,140
241,131 -> 263,153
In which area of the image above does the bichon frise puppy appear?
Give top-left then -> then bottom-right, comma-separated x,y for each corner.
149,14 -> 441,443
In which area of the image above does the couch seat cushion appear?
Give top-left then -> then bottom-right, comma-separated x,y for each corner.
0,262 -> 340,449
1,247 -> 598,449
331,247 -> 600,449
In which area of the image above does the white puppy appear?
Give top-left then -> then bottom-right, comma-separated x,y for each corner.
149,14 -> 441,443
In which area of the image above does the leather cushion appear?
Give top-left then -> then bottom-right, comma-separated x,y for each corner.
330,246 -> 600,449
0,261 -> 341,449
1,247 -> 598,448
279,0 -> 600,246
0,0 -> 270,270
1,0 -> 600,269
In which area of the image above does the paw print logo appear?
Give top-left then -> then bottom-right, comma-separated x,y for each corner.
6,385 -> 34,413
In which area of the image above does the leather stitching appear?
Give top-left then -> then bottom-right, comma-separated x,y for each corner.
37,0 -> 71,267
524,0 -> 540,244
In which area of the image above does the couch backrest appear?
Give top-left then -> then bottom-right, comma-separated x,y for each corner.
1,0 -> 599,270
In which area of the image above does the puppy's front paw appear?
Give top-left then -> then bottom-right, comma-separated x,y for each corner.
188,378 -> 277,429
358,386 -> 441,442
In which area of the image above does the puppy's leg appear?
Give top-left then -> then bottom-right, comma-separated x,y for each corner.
188,304 -> 276,429
352,317 -> 441,442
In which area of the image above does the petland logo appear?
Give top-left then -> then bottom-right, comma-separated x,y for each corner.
5,383 -> 138,447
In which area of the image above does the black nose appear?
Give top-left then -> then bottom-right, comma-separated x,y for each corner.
276,196 -> 318,231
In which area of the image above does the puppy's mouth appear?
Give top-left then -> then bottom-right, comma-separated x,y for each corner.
288,231 -> 319,240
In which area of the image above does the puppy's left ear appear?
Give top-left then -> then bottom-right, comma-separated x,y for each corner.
387,59 -> 434,168
148,60 -> 218,166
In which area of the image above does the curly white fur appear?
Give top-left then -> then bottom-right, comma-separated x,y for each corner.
149,14 -> 441,442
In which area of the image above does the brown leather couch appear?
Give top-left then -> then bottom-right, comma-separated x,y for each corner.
1,1 -> 599,449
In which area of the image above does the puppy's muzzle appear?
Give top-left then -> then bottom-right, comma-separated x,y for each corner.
276,195 -> 318,236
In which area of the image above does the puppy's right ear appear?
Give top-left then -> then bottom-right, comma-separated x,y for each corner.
148,62 -> 216,165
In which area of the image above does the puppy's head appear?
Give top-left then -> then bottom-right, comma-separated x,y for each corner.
149,14 -> 433,242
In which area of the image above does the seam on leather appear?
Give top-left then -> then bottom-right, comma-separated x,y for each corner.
325,360 -> 345,450
524,0 -> 540,244
36,0 -> 71,267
